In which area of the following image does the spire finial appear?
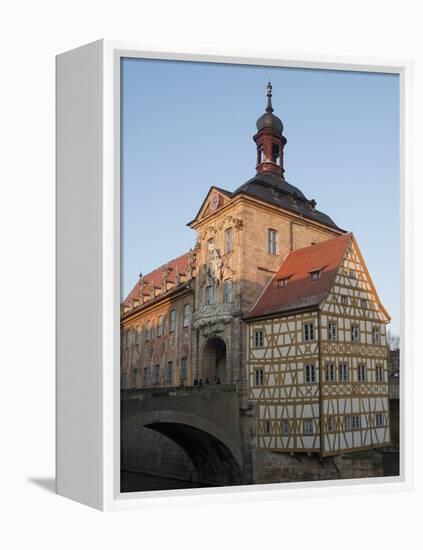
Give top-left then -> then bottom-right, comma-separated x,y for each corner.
266,81 -> 273,113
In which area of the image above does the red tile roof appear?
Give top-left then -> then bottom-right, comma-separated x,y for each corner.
123,251 -> 195,307
245,233 -> 352,319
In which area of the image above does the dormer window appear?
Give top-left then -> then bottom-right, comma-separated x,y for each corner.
272,143 -> 280,165
310,270 -> 321,281
277,278 -> 288,288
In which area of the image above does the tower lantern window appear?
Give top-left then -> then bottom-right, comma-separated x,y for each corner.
257,146 -> 264,165
272,144 -> 280,165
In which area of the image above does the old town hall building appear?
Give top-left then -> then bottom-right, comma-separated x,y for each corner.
121,83 -> 391,475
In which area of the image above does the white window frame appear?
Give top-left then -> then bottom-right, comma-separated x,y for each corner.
310,270 -> 321,281
351,324 -> 360,342
224,227 -> 233,253
344,415 -> 352,430
328,321 -> 337,341
157,315 -> 163,337
372,326 -> 381,344
304,322 -> 314,341
375,365 -> 384,382
325,363 -> 335,383
303,419 -> 313,435
304,364 -> 315,383
183,303 -> 190,327
169,309 -> 176,333
352,415 -> 361,429
267,228 -> 277,255
358,364 -> 366,382
254,329 -> 264,348
339,362 -> 349,382
254,368 -> 264,386
375,413 -> 385,427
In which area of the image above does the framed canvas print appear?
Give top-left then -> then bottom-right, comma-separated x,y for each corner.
56,40 -> 411,510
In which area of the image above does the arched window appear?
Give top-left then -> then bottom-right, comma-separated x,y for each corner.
272,143 -> 280,165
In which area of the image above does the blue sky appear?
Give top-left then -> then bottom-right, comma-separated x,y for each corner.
121,58 -> 400,335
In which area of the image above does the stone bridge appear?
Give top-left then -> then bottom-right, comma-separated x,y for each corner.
121,384 -> 247,486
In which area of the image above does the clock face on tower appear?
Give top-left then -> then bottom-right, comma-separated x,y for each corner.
209,193 -> 219,211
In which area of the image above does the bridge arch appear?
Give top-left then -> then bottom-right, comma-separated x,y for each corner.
122,408 -> 243,486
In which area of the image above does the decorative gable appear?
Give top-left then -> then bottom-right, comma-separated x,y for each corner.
187,186 -> 232,227
321,236 -> 390,323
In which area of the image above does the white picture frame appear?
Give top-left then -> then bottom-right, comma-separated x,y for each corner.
56,39 -> 412,511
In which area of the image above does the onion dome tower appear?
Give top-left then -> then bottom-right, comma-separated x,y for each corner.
254,81 -> 287,177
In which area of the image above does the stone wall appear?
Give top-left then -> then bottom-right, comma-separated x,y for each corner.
121,426 -> 196,481
252,449 -> 384,484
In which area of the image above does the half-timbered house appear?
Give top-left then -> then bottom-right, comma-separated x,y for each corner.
245,233 -> 391,455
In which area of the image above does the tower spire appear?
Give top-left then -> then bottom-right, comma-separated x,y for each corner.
254,82 -> 287,177
266,81 -> 273,113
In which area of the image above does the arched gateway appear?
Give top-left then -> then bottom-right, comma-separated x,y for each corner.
201,337 -> 227,383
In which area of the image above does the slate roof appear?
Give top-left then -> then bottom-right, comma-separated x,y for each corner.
232,172 -> 341,230
245,233 -> 352,320
123,251 -> 195,308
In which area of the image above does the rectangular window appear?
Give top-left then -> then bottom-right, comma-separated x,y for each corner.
375,365 -> 383,382
207,238 -> 214,256
146,320 -> 151,341
169,309 -> 176,332
327,416 -> 335,432
205,285 -> 213,305
358,364 -> 366,382
224,279 -> 233,303
344,415 -> 352,430
372,326 -> 380,344
375,413 -> 384,427
352,415 -> 361,429
304,322 -> 314,341
351,324 -> 360,342
361,298 -> 368,308
341,295 -> 348,305
339,362 -> 349,382
349,269 -> 356,279
157,315 -> 163,337
328,322 -> 337,341
183,304 -> 190,327
325,363 -> 335,383
154,364 -> 160,385
254,368 -> 264,386
131,368 -> 137,386
304,364 -> 315,383
281,419 -> 289,436
303,419 -> 313,435
224,227 -> 233,253
268,228 -> 277,255
166,361 -> 173,384
254,330 -> 264,348
264,420 -> 271,435
180,358 -> 188,380
142,367 -> 149,386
